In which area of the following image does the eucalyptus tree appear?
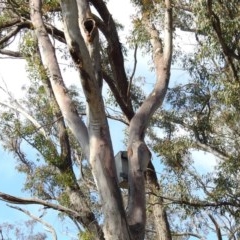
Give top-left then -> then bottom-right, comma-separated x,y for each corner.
0,0 -> 173,239
2,0 -> 239,239
148,0 -> 240,239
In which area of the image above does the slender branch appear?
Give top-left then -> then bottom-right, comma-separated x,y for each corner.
7,204 -> 57,240
127,43 -> 138,105
0,49 -> 22,58
78,109 -> 129,125
229,225 -> 240,240
0,192 -> 80,218
195,140 -> 228,161
161,194 -> 240,208
0,18 -> 21,28
208,214 -> 223,240
164,115 -> 229,161
0,100 -> 48,138
0,22 -> 30,46
44,23 -> 66,44
0,229 -> 3,240
172,232 -> 204,239
206,0 -> 239,81
102,71 -> 131,124
105,113 -> 129,125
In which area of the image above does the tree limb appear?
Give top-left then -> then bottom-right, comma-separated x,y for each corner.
0,192 -> 79,218
172,232 -> 204,239
208,214 -> 223,240
206,0 -> 239,81
30,0 -> 89,157
0,49 -> 22,58
126,0 -> 173,237
90,0 -> 135,121
127,43 -> 138,105
161,195 -> 240,209
0,18 -> 21,28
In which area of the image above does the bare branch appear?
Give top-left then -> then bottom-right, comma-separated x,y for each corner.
7,204 -> 57,240
161,194 -> 240,209
0,192 -> 79,218
129,0 -> 173,142
0,49 -> 22,58
30,0 -> 89,156
102,71 -> 131,124
44,23 -> 66,44
172,232 -> 204,239
0,22 -> 30,46
0,100 -> 48,137
208,214 -> 223,240
127,43 -> 138,105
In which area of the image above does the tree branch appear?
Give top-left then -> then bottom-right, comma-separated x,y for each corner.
206,0 -> 239,81
161,194 -> 240,209
126,1 -> 173,237
0,49 -> 22,58
0,192 -> 79,218
172,232 -> 204,239
127,43 -> 138,105
90,0 -> 135,121
0,17 -> 21,28
7,204 -> 57,240
164,115 -> 229,161
44,23 -> 66,44
30,0 -> 89,157
0,100 -> 48,138
208,214 -> 223,240
129,0 -> 173,143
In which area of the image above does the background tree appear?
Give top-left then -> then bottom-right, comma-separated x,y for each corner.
146,0 -> 240,239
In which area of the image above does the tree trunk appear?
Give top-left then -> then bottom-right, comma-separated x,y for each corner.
30,0 -> 173,238
146,161 -> 172,240
126,1 -> 172,239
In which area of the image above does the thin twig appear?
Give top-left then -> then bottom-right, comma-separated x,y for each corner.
127,43 -> 138,105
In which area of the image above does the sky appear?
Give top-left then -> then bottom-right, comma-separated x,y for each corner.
0,0 -> 218,239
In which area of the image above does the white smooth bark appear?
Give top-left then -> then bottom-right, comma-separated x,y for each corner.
30,0 -> 89,158
59,0 -> 131,239
127,0 -> 173,238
